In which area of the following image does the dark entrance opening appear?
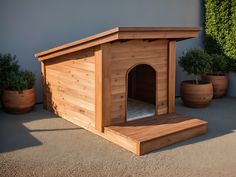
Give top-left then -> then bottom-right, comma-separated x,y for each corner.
127,64 -> 156,121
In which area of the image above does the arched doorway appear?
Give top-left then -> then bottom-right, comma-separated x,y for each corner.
127,64 -> 156,121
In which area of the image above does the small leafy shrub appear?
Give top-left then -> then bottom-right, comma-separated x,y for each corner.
5,70 -> 36,93
0,53 -> 20,91
209,54 -> 229,75
179,48 -> 212,84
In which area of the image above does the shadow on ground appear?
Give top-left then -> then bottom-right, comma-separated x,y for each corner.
0,97 -> 236,154
151,97 -> 236,154
0,105 -> 80,153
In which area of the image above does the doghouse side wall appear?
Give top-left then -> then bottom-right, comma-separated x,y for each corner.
43,48 -> 96,128
107,40 -> 168,125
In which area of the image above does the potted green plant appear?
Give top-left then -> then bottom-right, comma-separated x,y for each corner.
2,70 -> 36,114
179,48 -> 213,108
0,53 -> 19,98
202,54 -> 229,98
0,53 -> 36,114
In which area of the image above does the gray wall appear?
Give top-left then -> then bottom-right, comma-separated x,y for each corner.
0,0 -> 203,102
229,72 -> 236,97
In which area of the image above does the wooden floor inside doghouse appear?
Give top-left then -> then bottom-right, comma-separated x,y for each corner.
104,113 -> 208,155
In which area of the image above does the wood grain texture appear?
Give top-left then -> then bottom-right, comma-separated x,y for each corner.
37,27 -> 206,156
94,44 -> 112,132
109,40 -> 168,124
101,43 -> 112,130
44,49 -> 96,127
104,113 -> 208,155
41,62 -> 47,109
118,31 -> 199,40
168,41 -> 176,113
35,28 -> 120,57
95,47 -> 103,131
38,33 -> 119,61
35,27 -> 201,60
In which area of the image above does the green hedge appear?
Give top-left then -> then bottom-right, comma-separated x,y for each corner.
205,0 -> 236,71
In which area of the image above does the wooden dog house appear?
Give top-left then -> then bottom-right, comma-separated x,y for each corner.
35,27 -> 208,155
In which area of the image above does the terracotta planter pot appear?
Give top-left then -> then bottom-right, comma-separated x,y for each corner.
180,80 -> 213,108
2,88 -> 36,114
202,74 -> 228,98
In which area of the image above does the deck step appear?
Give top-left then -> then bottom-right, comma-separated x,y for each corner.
104,113 -> 208,155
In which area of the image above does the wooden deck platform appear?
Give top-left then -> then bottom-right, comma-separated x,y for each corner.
104,113 -> 208,155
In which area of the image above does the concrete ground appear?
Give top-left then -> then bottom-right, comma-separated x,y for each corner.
1,97 -> 236,177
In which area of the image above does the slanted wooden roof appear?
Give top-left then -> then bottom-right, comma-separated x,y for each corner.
35,27 -> 201,61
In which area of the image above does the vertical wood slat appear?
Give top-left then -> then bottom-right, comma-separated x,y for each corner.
102,43 -> 111,130
95,47 -> 103,131
41,61 -> 47,109
168,41 -> 176,113
95,44 -> 111,132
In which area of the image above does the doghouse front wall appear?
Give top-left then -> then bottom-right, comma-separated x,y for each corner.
43,48 -> 96,128
107,40 -> 168,125
42,39 -> 171,132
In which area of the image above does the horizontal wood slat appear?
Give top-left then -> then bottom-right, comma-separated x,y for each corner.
44,48 -> 96,128
104,113 -> 208,155
109,40 -> 168,124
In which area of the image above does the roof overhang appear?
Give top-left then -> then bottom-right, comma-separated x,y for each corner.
35,27 -> 201,61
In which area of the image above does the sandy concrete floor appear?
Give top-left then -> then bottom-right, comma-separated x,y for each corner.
1,97 -> 236,177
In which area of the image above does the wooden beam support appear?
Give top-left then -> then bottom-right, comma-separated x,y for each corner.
168,41 -> 176,113
41,61 -> 47,109
101,43 -> 111,130
95,47 -> 103,131
95,44 -> 111,132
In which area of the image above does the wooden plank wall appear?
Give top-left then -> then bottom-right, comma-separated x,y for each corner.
44,48 -> 96,128
108,40 -> 168,125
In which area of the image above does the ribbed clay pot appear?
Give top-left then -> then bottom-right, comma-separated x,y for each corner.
180,80 -> 213,108
2,88 -> 36,114
202,74 -> 228,98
